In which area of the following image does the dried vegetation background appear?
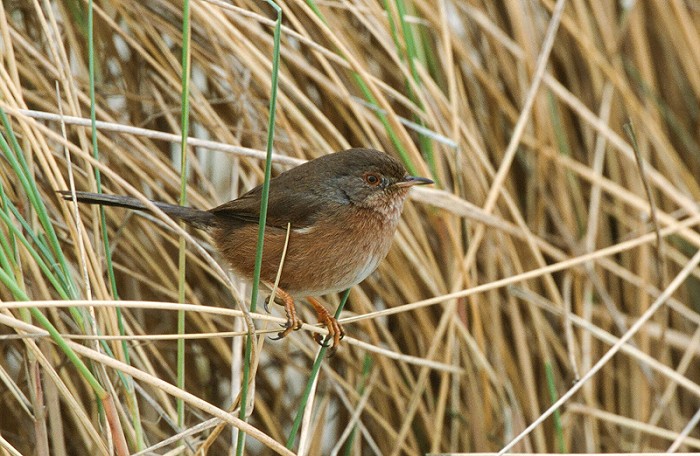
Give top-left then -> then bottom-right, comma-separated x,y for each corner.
1,0 -> 700,455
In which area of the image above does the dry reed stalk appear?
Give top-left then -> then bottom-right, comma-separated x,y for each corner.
1,1 -> 699,454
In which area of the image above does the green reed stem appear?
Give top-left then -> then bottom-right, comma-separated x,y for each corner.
87,0 -> 119,302
0,269 -> 107,396
0,209 -> 68,299
87,1 -> 143,446
392,0 -> 435,180
236,2 -> 282,454
286,289 -> 351,450
0,110 -> 76,299
176,0 -> 192,429
545,362 -> 565,453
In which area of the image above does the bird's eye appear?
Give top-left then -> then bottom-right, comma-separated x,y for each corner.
364,172 -> 382,186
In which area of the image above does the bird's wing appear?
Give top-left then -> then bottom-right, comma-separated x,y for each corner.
209,176 -> 330,229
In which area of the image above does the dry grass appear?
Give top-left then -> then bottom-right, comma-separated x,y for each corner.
1,1 -> 700,455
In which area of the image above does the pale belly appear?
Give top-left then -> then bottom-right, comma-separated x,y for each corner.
322,248 -> 384,294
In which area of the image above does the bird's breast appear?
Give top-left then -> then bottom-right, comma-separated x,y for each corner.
213,206 -> 401,297
285,207 -> 398,295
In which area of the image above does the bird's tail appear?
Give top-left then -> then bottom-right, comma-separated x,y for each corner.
57,191 -> 215,229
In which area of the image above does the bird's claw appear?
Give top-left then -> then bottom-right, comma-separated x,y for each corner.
266,289 -> 302,342
313,333 -> 332,347
264,294 -> 284,314
269,316 -> 302,342
307,297 -> 345,354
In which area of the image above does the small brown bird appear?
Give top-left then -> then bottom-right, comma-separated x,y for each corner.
60,148 -> 432,350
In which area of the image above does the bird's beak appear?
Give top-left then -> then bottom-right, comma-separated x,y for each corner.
394,175 -> 434,188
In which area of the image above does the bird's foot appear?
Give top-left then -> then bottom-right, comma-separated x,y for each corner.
307,296 -> 345,356
268,288 -> 303,340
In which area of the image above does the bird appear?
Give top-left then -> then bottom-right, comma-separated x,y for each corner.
59,148 -> 433,351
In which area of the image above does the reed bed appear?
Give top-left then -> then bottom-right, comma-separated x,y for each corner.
1,1 -> 699,455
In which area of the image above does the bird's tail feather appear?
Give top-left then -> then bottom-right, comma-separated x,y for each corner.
57,190 -> 215,229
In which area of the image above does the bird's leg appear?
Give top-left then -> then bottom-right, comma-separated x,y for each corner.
306,296 -> 345,353
268,287 -> 303,340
